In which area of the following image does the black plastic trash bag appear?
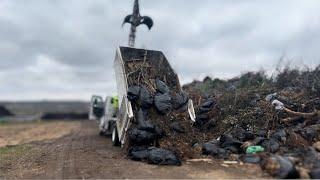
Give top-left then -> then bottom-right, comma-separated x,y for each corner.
139,86 -> 153,108
201,98 -> 216,109
202,140 -> 228,159
299,126 -> 318,142
135,110 -> 165,139
172,91 -> 189,110
154,93 -> 172,114
231,127 -> 255,142
136,109 -> 147,125
198,98 -> 216,114
129,146 -> 149,161
136,109 -> 155,132
128,128 -> 156,145
260,138 -> 280,153
219,134 -> 243,153
128,147 -> 181,166
155,79 -> 170,94
147,148 -> 181,165
128,86 -> 141,102
272,129 -> 287,143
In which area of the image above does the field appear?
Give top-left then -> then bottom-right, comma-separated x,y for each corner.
0,120 -> 266,179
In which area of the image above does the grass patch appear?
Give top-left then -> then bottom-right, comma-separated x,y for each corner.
0,118 -> 8,125
0,145 -> 32,163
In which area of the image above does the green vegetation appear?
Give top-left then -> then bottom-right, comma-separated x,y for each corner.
0,118 -> 8,125
0,145 -> 32,162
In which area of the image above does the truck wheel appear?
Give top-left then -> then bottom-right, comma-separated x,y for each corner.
112,126 -> 120,146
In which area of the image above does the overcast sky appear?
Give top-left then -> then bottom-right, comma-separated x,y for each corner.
0,0 -> 319,101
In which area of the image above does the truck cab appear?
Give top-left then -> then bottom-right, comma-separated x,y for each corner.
89,96 -> 117,136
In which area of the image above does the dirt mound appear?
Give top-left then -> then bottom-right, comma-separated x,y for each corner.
0,106 -> 13,117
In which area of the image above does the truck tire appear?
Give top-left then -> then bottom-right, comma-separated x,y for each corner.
112,125 -> 120,146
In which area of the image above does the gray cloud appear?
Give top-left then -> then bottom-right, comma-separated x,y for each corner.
0,0 -> 319,100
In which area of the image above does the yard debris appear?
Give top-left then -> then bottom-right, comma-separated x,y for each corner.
183,66 -> 320,178
123,56 -> 319,178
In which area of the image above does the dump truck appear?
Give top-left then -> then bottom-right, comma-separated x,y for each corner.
90,46 -> 196,146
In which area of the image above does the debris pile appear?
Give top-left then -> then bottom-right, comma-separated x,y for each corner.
124,50 -> 218,164
126,78 -> 197,165
183,65 -> 320,178
120,46 -> 319,177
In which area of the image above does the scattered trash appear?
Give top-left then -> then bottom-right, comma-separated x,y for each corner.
223,160 -> 238,164
272,100 -> 285,110
265,93 -> 277,102
246,146 -> 264,154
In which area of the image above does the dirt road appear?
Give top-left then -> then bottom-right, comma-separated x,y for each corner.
0,120 -> 267,179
